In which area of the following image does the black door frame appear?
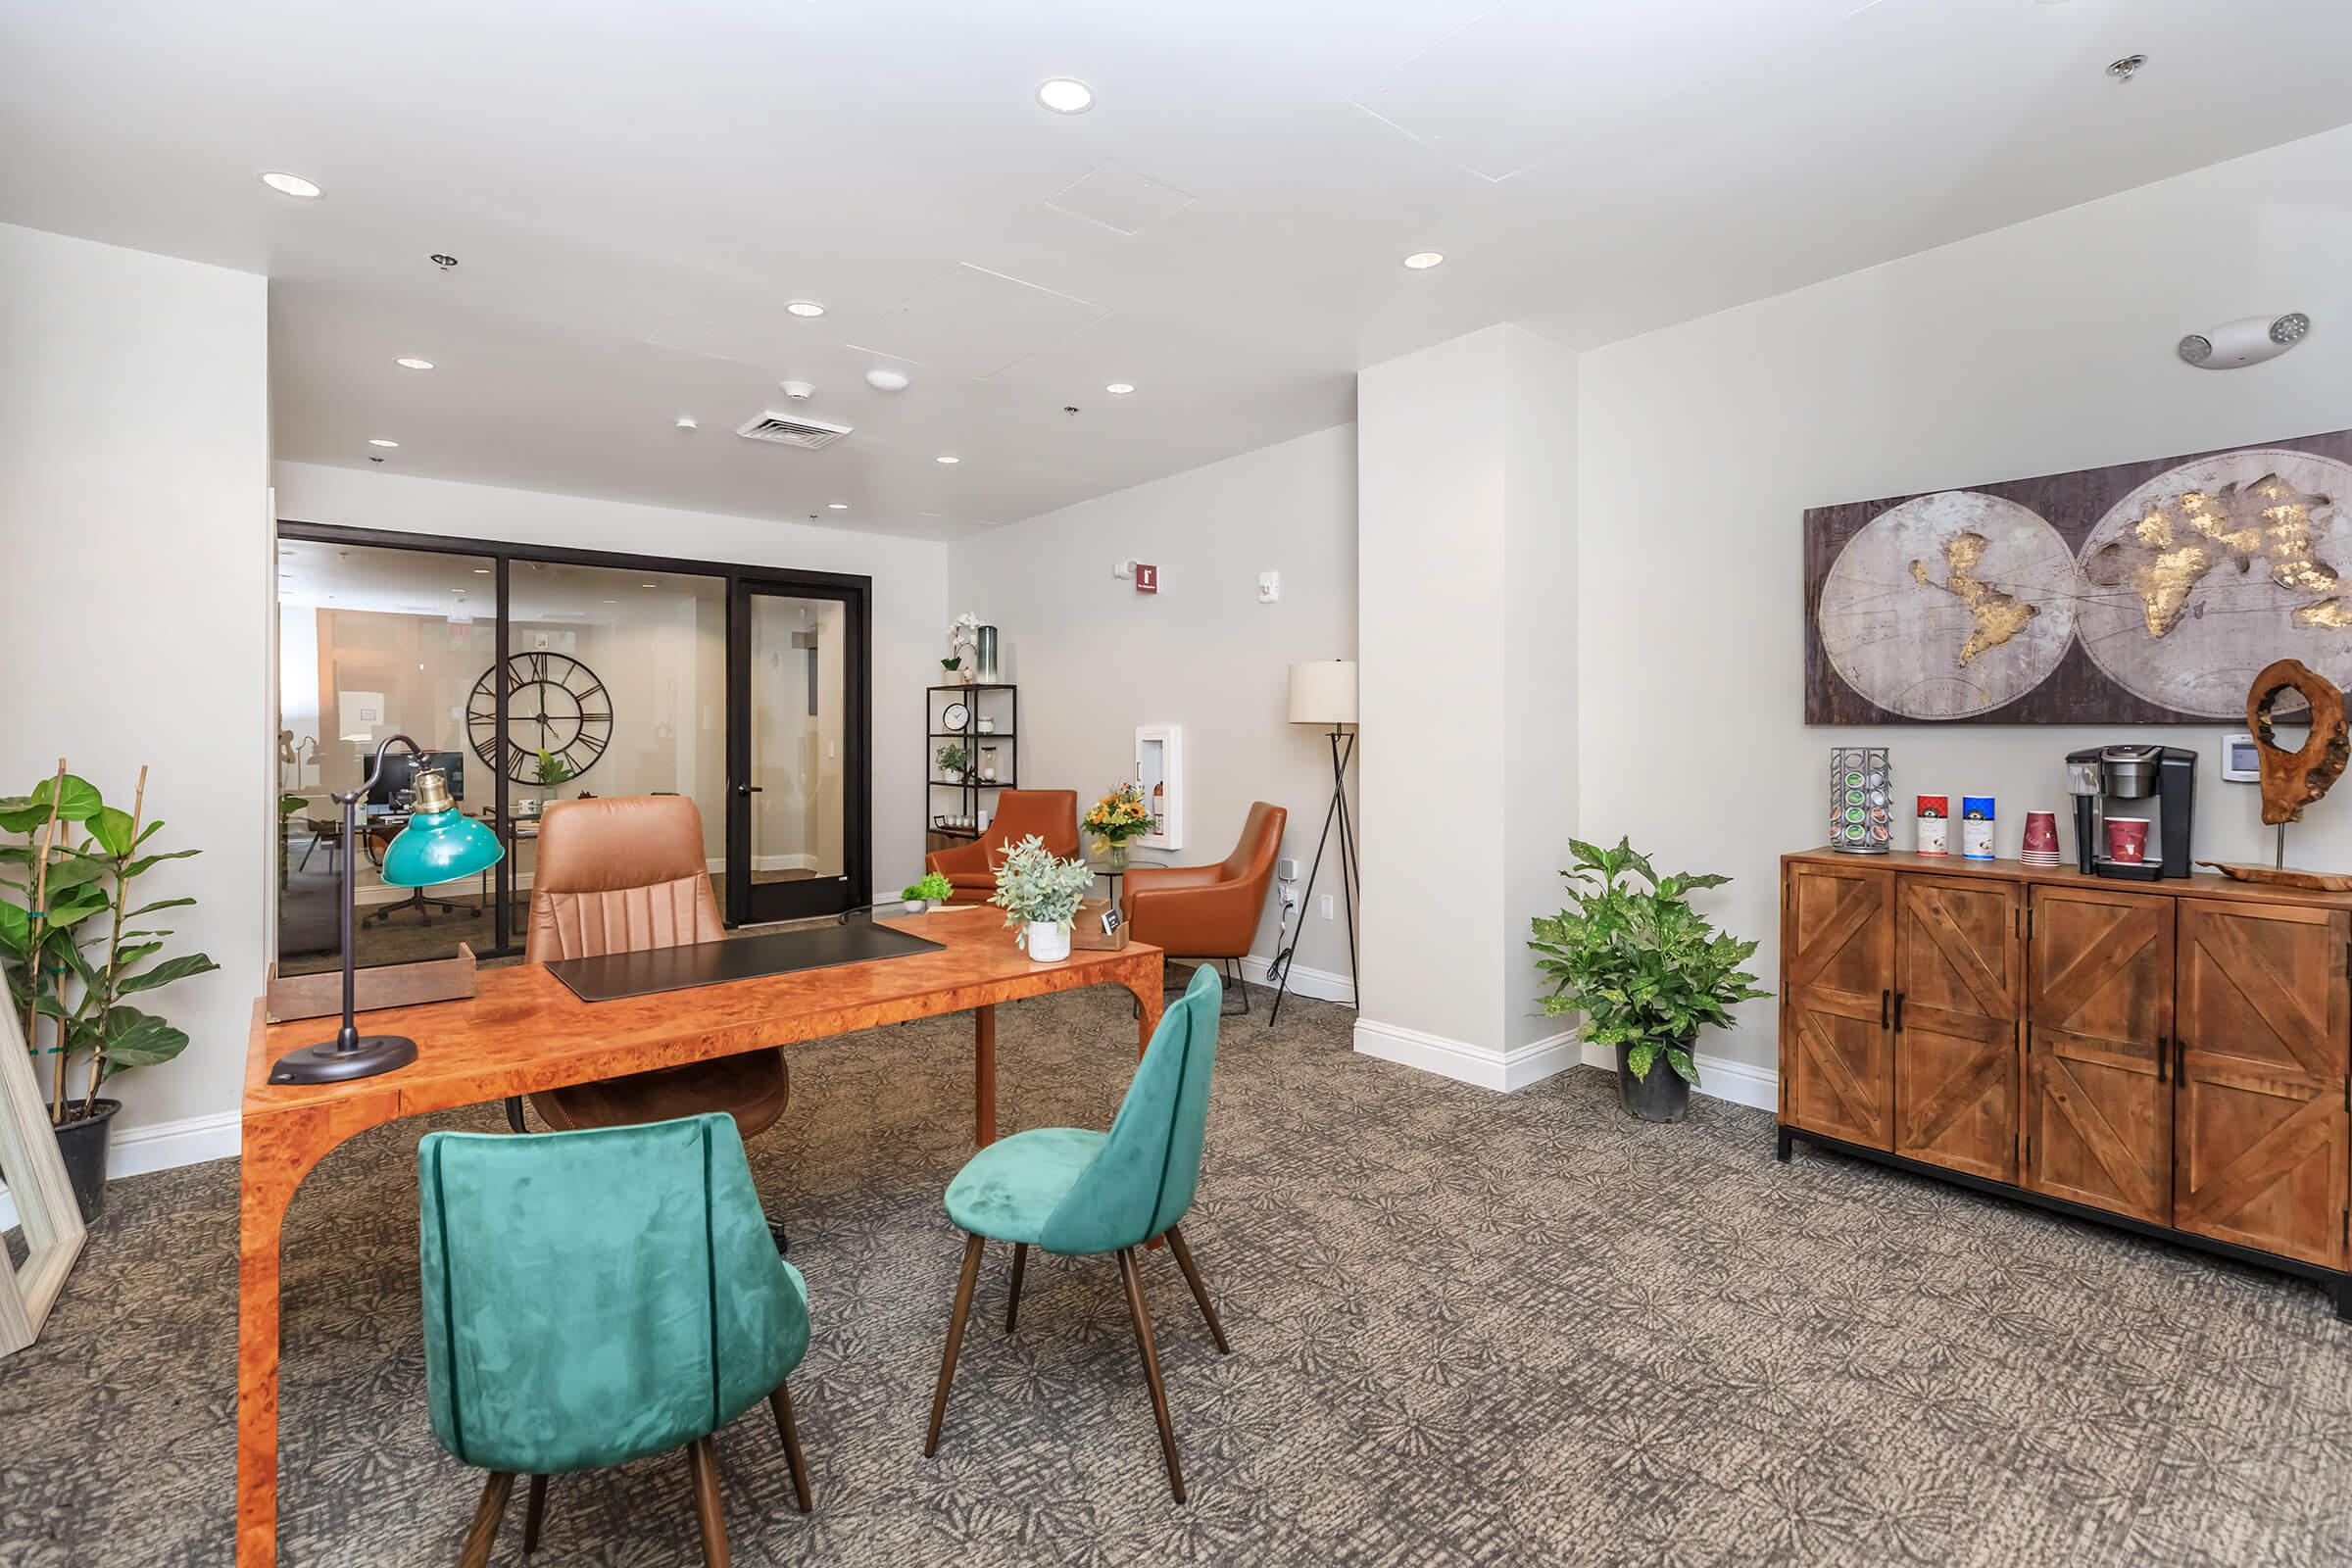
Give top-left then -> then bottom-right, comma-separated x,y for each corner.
276,519 -> 875,956
725,578 -> 872,926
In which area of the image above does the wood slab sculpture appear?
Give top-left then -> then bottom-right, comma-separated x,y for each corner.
2200,659 -> 2352,891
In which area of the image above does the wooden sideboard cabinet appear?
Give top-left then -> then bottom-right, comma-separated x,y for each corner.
1778,848 -> 2352,1317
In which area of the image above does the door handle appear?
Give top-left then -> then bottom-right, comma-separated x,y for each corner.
2175,1035 -> 2185,1083
1892,992 -> 1904,1031
736,783 -> 764,796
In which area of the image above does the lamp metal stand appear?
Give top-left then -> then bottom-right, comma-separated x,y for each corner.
1269,726 -> 1357,1026
268,735 -> 425,1085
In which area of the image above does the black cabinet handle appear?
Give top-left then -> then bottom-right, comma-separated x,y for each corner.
1880,989 -> 1890,1028
1892,992 -> 1905,1031
2176,1036 -> 2186,1083
2157,1034 -> 2168,1084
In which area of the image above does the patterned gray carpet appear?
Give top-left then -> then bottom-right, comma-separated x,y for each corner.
7,980 -> 2352,1566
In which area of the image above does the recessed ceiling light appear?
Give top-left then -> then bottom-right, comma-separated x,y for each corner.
641,582 -> 658,588
864,368 -> 909,392
260,172 -> 321,199
2106,53 -> 2146,82
936,455 -> 960,465
472,567 -> 490,575
784,300 -> 826,318
1402,251 -> 1445,270
395,357 -> 434,370
828,503 -> 849,510
368,438 -> 400,448
1037,77 -> 1095,115
1105,382 -> 1135,395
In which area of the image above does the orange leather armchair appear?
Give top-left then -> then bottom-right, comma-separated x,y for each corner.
517,797 -> 790,1139
925,789 -> 1080,904
1121,802 -> 1287,1014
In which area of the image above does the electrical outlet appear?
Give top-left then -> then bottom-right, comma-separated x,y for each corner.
1319,894 -> 1335,920
1279,885 -> 1298,908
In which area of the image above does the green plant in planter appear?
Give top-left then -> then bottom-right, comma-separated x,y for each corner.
902,871 -> 954,905
935,742 -> 971,779
0,767 -> 218,1126
988,835 -> 1095,947
534,748 -> 574,790
1529,836 -> 1768,1088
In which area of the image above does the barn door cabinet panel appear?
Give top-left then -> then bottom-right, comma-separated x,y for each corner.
1776,849 -> 2352,1319
1781,861 -> 1894,1151
1893,874 -> 2021,1183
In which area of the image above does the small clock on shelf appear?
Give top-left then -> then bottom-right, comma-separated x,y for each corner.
469,651 -> 612,786
941,700 -> 970,732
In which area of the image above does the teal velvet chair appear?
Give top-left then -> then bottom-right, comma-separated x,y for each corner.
419,1113 -> 813,1566
925,963 -> 1231,1501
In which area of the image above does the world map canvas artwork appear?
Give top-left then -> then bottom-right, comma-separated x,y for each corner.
1804,427 -> 2352,724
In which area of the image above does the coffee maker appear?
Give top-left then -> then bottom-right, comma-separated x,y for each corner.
2064,744 -> 2196,880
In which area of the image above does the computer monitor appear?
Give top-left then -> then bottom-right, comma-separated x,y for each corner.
368,749 -> 466,808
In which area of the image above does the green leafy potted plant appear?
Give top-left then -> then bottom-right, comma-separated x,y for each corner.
989,834 -> 1095,962
1529,836 -> 1768,1124
935,742 -> 971,781
901,871 -> 954,912
0,765 -> 218,1218
534,748 -> 574,795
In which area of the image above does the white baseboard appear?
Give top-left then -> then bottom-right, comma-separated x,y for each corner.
1238,953 -> 1354,1005
0,1107 -> 239,1231
1350,1018 -> 1579,1092
1577,1040 -> 1778,1110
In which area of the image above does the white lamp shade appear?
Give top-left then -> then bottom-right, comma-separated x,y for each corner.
1287,660 -> 1358,725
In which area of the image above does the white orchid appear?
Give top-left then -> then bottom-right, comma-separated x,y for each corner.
947,611 -> 981,650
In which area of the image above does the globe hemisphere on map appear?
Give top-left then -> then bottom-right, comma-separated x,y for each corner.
1817,491 -> 2080,720
2075,449 -> 2352,718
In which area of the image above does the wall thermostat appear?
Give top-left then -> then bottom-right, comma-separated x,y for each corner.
2221,732 -> 2261,783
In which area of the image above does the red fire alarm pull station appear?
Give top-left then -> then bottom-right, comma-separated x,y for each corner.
1135,564 -> 1159,594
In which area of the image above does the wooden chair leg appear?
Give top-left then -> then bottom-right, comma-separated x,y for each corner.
924,1234 -> 986,1456
685,1437 -> 731,1568
1005,1242 -> 1028,1333
769,1382 -> 812,1513
458,1471 -> 514,1568
1160,1225 -> 1231,1354
521,1474 -> 549,1553
1115,1248 -> 1187,1503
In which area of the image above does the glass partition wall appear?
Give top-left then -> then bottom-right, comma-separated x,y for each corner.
275,525 -> 870,974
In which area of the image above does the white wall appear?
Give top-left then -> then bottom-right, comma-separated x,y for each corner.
272,462 -> 951,898
0,222 -> 271,1156
1577,124 -> 2352,1088
1356,324 -> 1579,1086
946,423 -> 1360,992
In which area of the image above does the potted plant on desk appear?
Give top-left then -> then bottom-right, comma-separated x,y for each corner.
990,835 -> 1095,963
902,872 -> 954,912
0,764 -> 217,1218
1528,836 -> 1768,1124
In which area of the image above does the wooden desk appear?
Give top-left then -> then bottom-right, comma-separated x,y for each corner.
236,906 -> 1162,1567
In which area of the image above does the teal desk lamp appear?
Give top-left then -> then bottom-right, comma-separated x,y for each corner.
269,734 -> 505,1085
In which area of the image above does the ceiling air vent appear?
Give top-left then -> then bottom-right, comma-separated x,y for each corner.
734,411 -> 852,450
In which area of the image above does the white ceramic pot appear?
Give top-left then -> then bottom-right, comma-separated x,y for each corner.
1025,920 -> 1071,962
904,899 -> 927,913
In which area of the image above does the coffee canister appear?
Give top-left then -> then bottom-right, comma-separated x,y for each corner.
1829,747 -> 1893,854
1917,795 -> 1949,857
1961,795 -> 1996,860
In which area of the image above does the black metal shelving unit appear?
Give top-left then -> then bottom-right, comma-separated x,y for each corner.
927,683 -> 1018,847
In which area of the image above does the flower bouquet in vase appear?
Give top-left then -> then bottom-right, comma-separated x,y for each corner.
1084,781 -> 1153,871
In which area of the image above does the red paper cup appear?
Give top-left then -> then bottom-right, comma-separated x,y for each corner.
2106,816 -> 2150,864
2022,810 -> 2058,855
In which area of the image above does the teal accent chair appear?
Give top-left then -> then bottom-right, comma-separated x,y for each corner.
925,963 -> 1231,1501
420,1113 -> 813,1566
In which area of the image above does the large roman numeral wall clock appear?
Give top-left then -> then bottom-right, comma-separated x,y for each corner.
468,651 -> 613,785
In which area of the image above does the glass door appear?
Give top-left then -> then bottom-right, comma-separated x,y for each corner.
727,581 -> 867,924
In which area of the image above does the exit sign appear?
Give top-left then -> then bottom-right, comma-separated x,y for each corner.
1135,564 -> 1158,594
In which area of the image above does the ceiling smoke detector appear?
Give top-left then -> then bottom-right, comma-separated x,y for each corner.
734,411 -> 853,450
2178,313 -> 2312,368
779,379 -> 816,402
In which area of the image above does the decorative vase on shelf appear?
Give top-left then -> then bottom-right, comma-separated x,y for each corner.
976,624 -> 1000,682
1107,842 -> 1129,872
1026,920 -> 1072,963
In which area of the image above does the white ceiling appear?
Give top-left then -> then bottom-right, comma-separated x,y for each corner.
5,0 -> 2346,542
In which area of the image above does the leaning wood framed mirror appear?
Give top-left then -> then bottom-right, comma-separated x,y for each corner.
0,999 -> 85,1355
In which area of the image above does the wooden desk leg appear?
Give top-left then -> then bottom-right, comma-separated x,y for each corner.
1130,957 -> 1163,1059
974,1004 -> 998,1148
236,1107 -> 345,1568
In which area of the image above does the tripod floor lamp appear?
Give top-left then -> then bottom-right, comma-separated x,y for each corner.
1270,660 -> 1357,1026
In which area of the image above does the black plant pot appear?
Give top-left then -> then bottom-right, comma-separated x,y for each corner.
54,1098 -> 121,1222
1615,1041 -> 1692,1124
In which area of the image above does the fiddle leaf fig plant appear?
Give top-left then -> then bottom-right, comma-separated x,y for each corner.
1528,836 -> 1769,1086
0,765 -> 217,1125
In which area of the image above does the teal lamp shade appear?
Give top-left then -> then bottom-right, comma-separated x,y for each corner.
382,808 -> 504,888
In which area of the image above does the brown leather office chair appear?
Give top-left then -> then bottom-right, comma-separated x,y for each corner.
924,789 -> 1080,904
1121,802 -> 1287,1015
515,796 -> 790,1139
